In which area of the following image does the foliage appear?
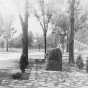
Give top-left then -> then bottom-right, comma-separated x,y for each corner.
51,0 -> 88,52
51,13 -> 69,49
34,34 -> 56,49
46,34 -> 56,48
0,15 -> 17,51
76,55 -> 84,69
68,0 -> 88,32
9,34 -> 22,48
9,31 -> 34,48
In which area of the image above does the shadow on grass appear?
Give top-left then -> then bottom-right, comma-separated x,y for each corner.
0,70 -> 12,84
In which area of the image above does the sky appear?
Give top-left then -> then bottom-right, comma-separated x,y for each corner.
0,0 -> 88,37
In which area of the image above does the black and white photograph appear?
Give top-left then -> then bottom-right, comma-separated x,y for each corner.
0,0 -> 88,88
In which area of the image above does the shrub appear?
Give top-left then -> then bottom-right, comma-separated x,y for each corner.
76,55 -> 84,69
12,72 -> 22,79
46,48 -> 62,71
86,59 -> 88,72
12,72 -> 30,80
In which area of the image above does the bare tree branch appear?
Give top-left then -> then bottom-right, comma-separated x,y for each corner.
19,14 -> 24,27
34,8 -> 45,32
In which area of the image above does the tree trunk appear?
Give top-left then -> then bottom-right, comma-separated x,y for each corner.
22,23 -> 28,61
66,35 -> 69,52
69,38 -> 74,64
20,21 -> 29,73
6,39 -> 8,52
54,35 -> 57,48
69,0 -> 75,64
44,32 -> 47,55
20,3 -> 29,72
69,18 -> 75,64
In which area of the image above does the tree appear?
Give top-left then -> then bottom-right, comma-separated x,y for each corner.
28,31 -> 34,48
9,34 -> 22,48
3,19 -> 16,52
51,0 -> 88,54
34,0 -> 53,57
47,34 -> 56,48
68,0 -> 88,64
35,34 -> 44,49
69,0 -> 75,64
0,15 -> 16,52
51,13 -> 70,51
19,0 -> 29,73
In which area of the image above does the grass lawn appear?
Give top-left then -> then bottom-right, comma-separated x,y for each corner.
0,48 -> 87,87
